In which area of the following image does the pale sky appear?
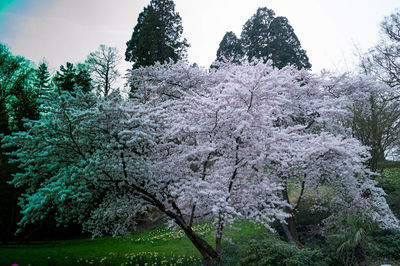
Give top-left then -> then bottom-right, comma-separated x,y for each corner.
0,0 -> 399,79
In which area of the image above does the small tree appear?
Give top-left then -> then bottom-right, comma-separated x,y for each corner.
356,11 -> 400,165
35,62 -> 51,91
86,45 -> 121,97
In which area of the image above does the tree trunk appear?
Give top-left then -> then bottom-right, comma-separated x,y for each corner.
287,216 -> 301,246
281,182 -> 301,246
354,242 -> 368,266
280,216 -> 301,247
215,221 -> 224,257
281,222 -> 297,245
189,205 -> 196,228
181,224 -> 220,265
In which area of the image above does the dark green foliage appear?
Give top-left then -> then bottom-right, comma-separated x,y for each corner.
0,43 -> 38,132
53,62 -> 92,93
216,31 -> 244,64
378,167 -> 400,218
349,96 -> 400,172
241,7 -> 276,63
378,160 -> 400,169
0,43 -> 42,244
324,214 -> 377,266
8,74 -> 40,130
0,153 -> 20,244
266,16 -> 311,69
221,232 -> 326,266
35,62 -> 51,90
34,62 -> 53,114
216,7 -> 311,69
0,44 -> 13,135
293,197 -> 400,265
0,45 -> 84,244
315,225 -> 400,265
241,7 -> 311,69
367,230 -> 400,260
74,64 -> 92,92
292,201 -> 330,249
125,0 -> 188,69
0,100 -> 7,135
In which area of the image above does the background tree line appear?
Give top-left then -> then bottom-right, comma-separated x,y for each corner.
0,43 -> 121,243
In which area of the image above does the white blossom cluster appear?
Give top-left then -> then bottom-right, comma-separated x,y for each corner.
3,60 -> 399,260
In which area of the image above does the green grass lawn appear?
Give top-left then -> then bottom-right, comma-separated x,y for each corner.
0,220 -> 264,266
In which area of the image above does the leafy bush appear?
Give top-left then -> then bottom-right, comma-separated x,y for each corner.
220,232 -> 327,266
367,229 -> 400,260
378,167 -> 400,218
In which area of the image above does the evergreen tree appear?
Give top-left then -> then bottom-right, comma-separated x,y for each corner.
241,7 -> 276,63
75,64 -> 92,92
215,7 -> 311,69
215,31 -> 244,64
53,62 -> 92,93
35,62 -> 51,91
241,7 -> 311,69
267,16 -> 311,69
125,0 -> 189,69
34,62 -> 53,114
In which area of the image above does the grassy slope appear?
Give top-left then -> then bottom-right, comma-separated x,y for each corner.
0,220 -> 264,266
379,167 -> 400,218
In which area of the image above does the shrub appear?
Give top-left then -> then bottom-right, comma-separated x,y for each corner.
368,229 -> 400,260
220,232 -> 327,266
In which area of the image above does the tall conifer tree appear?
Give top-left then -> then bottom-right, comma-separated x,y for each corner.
125,0 -> 189,69
35,62 -> 51,91
53,62 -> 92,93
215,7 -> 311,70
215,31 -> 244,64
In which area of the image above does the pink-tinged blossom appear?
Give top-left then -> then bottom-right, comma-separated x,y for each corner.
3,60 -> 399,263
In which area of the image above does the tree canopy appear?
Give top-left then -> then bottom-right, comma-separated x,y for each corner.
53,62 -> 92,94
125,0 -> 189,69
3,60 -> 398,263
86,44 -> 121,97
215,7 -> 311,70
0,43 -> 41,133
362,11 -> 400,88
0,43 -> 45,243
354,11 -> 400,167
215,31 -> 244,65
